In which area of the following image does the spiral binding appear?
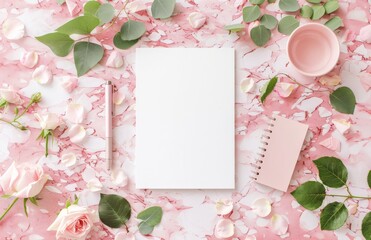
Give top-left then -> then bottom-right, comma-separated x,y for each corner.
250,115 -> 277,181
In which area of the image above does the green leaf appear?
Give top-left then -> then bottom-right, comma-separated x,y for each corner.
56,16 -> 100,35
120,20 -> 146,41
23,198 -> 28,217
324,0 -> 339,14
56,0 -> 65,4
113,33 -> 139,50
329,87 -> 356,114
306,0 -> 321,3
260,76 -> 277,103
260,14 -> 278,30
250,25 -> 271,47
325,16 -> 343,31
268,0 -> 276,2
151,0 -> 176,19
0,99 -> 7,108
279,0 -> 300,12
36,32 -> 74,57
368,171 -> 371,188
137,206 -> 163,235
65,198 -> 71,208
1,194 -> 12,199
301,5 -> 313,19
96,3 -> 115,25
320,202 -> 348,230
29,196 -> 38,206
84,1 -> 101,16
99,194 -> 131,228
224,24 -> 245,33
242,6 -> 261,23
311,5 -> 325,20
362,212 -> 371,240
278,16 -> 299,35
14,107 -> 19,116
291,181 -> 326,210
313,156 -> 348,188
74,41 -> 104,77
250,0 -> 265,5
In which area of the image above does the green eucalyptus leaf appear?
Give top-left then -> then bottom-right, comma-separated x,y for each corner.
224,23 -> 245,33
325,16 -> 343,31
362,212 -> 371,240
260,14 -> 278,30
291,181 -> 326,210
311,5 -> 325,20
368,170 -> 371,189
313,156 -> 348,188
250,0 -> 265,5
137,206 -> 163,235
306,0 -> 321,3
279,0 -> 300,12
260,76 -> 277,103
301,5 -> 313,19
151,0 -> 176,19
329,87 -> 356,114
36,32 -> 74,57
99,194 -> 131,228
250,25 -> 271,47
120,20 -> 146,41
268,0 -> 276,2
74,41 -> 104,77
96,3 -> 115,25
324,0 -> 339,14
84,1 -> 101,16
278,16 -> 299,35
243,6 -> 261,23
113,33 -> 139,50
56,16 -> 100,35
320,202 -> 348,230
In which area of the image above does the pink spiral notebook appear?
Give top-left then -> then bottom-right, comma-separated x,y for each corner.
252,115 -> 308,192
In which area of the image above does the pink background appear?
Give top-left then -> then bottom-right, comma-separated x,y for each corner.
0,0 -> 370,239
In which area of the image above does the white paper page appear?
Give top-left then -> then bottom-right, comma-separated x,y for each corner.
136,48 -> 235,189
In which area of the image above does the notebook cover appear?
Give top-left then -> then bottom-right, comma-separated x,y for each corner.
135,48 -> 235,189
256,116 -> 308,192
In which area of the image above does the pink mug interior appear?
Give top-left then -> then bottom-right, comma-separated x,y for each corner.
287,23 -> 340,77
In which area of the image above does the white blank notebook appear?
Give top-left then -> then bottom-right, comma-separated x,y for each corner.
136,48 -> 235,189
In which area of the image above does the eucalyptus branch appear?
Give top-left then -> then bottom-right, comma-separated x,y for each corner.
0,198 -> 19,222
325,194 -> 371,200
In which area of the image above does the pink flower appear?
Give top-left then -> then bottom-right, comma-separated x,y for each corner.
0,162 -> 49,198
35,112 -> 60,130
0,87 -> 22,104
47,205 -> 98,240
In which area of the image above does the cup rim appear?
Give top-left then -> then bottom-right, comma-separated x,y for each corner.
286,23 -> 340,77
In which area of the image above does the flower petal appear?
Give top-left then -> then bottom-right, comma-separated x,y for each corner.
215,199 -> 234,215
60,77 -> 78,93
61,153 -> 77,167
214,219 -> 234,239
87,178 -> 103,192
2,18 -> 25,40
68,124 -> 86,143
113,91 -> 125,105
32,65 -> 52,84
106,51 -> 124,68
240,78 -> 255,93
66,0 -> 81,16
66,103 -> 84,124
276,82 -> 298,98
187,12 -> 207,29
111,169 -> 128,187
20,51 -> 38,68
332,119 -> 351,135
359,24 -> 371,44
270,214 -> 288,235
0,87 -> 22,104
252,198 -> 271,217
319,136 -> 340,151
319,75 -> 341,87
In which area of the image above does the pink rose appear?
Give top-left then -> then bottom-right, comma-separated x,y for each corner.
48,205 -> 98,240
0,162 -> 49,198
35,112 -> 60,130
0,87 -> 22,104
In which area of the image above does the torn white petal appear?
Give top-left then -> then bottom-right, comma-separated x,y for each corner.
299,210 -> 318,231
20,51 -> 38,68
270,214 -> 288,235
332,119 -> 351,135
2,18 -> 25,40
32,65 -> 52,84
319,136 -> 340,151
68,124 -> 86,143
187,12 -> 207,29
87,178 -> 103,192
252,198 -> 271,217
214,219 -> 234,239
60,77 -> 78,93
216,199 -> 234,215
106,51 -> 124,68
111,169 -> 128,187
61,152 -> 77,167
319,75 -> 341,87
240,78 -> 255,93
66,0 -> 81,16
113,91 -> 125,105
66,103 -> 84,124
276,82 -> 298,98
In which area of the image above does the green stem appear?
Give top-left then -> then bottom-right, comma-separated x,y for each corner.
14,101 -> 34,121
45,134 -> 49,157
326,194 -> 371,199
0,118 -> 27,130
0,198 -> 19,222
276,73 -> 331,93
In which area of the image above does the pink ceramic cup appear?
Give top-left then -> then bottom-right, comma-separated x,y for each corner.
287,23 -> 340,77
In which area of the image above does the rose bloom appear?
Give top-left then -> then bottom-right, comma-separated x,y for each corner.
35,112 -> 60,130
48,205 -> 98,240
0,162 -> 49,198
0,88 -> 22,104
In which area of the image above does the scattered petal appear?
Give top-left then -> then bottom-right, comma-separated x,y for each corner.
187,12 -> 207,29
299,210 -> 318,231
214,219 -> 234,239
359,24 -> 371,43
113,91 -> 125,105
332,119 -> 351,135
240,78 -> 255,93
270,214 -> 288,236
216,199 -> 234,215
60,77 -> 78,93
2,18 -> 25,40
252,198 -> 271,217
66,0 -> 81,17
32,65 -> 52,85
319,136 -> 340,151
61,153 -> 77,167
319,75 -> 341,87
87,178 -> 103,192
68,124 -> 86,143
245,236 -> 257,240
276,82 -> 298,98
34,112 -> 60,130
111,169 -> 128,187
348,202 -> 358,215
66,103 -> 84,124
20,51 -> 39,68
106,51 -> 124,68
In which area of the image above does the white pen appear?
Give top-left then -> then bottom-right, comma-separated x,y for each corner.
105,81 -> 113,170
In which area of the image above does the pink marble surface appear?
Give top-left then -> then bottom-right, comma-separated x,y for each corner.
0,0 -> 370,239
